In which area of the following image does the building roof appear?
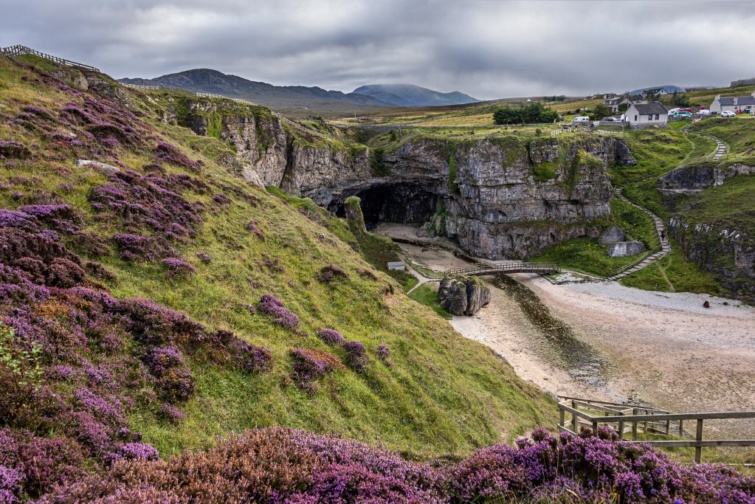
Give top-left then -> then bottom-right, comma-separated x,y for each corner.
631,102 -> 668,115
718,96 -> 755,107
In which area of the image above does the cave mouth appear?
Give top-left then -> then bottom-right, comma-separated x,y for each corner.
333,183 -> 440,230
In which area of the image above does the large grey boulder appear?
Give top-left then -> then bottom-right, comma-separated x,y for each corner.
438,276 -> 491,316
607,241 -> 645,257
599,225 -> 625,246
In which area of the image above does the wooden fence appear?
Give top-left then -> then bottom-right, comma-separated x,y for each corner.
558,397 -> 755,463
0,44 -> 100,72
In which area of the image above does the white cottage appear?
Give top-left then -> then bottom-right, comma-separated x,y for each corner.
625,102 -> 668,127
709,92 -> 755,114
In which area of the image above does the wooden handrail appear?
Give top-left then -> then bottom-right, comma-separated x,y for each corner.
558,398 -> 755,463
0,44 -> 100,72
444,262 -> 559,277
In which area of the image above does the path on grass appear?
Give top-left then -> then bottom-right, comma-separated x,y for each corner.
604,129 -> 727,282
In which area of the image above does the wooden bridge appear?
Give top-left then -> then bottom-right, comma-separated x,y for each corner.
0,45 -> 100,73
558,397 -> 755,463
444,262 -> 560,277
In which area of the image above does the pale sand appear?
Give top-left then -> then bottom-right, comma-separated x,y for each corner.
391,233 -> 755,437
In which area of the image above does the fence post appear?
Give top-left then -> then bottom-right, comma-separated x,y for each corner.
679,419 -> 684,437
695,419 -> 704,463
571,400 -> 578,433
559,406 -> 565,431
592,420 -> 599,436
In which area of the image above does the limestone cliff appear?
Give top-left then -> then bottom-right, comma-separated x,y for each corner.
178,100 -> 635,259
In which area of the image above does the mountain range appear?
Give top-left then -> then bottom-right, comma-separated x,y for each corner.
119,69 -> 477,114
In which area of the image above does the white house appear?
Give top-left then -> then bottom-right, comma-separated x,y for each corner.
604,94 -> 647,113
709,92 -> 755,114
625,102 -> 668,127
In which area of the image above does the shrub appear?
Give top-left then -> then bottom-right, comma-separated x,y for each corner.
342,341 -> 369,372
247,220 -> 265,241
316,328 -> 345,346
258,294 -> 298,330
317,264 -> 348,283
227,337 -> 273,374
161,257 -> 196,280
290,349 -> 344,394
376,344 -> 392,367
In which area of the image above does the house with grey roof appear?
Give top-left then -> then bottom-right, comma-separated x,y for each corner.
624,102 -> 668,127
604,94 -> 647,113
709,92 -> 755,114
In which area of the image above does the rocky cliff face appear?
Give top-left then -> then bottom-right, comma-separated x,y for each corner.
669,217 -> 755,303
658,162 -> 755,196
181,102 -> 635,259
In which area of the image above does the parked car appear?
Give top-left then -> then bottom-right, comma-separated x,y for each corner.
721,111 -> 736,117
671,111 -> 693,118
604,116 -> 622,122
697,109 -> 711,116
573,116 -> 591,124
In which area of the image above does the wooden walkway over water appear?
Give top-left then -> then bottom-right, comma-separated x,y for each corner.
444,262 -> 560,277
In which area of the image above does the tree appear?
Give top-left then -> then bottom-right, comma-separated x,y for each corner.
671,92 -> 690,107
590,104 -> 611,120
618,103 -> 629,114
493,103 -> 559,125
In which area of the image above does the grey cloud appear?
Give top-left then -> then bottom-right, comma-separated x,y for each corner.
2,0 -> 755,99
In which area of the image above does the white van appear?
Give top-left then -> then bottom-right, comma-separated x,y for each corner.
573,116 -> 591,124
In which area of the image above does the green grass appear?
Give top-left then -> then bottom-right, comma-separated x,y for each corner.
620,248 -> 722,294
0,56 -> 559,459
530,198 -> 659,277
408,284 -> 451,319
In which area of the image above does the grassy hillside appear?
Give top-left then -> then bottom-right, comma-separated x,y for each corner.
0,52 -> 558,486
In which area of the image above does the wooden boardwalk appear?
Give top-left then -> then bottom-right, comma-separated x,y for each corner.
444,262 -> 559,277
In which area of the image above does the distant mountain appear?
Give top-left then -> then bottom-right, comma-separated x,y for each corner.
352,84 -> 478,107
119,69 -> 391,114
627,85 -> 686,96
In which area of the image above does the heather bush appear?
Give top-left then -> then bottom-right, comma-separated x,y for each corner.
161,257 -> 196,279
153,142 -> 201,171
227,337 -> 274,374
342,340 -> 369,372
258,294 -> 299,330
317,264 -> 349,283
247,220 -> 265,240
195,250 -> 212,264
0,141 -> 31,159
290,349 -> 344,394
316,328 -> 345,346
377,344 -> 393,367
157,403 -> 186,424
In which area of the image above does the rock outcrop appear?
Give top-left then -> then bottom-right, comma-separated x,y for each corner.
607,241 -> 645,258
669,216 -> 754,302
177,99 -> 637,259
438,276 -> 491,316
658,162 -> 755,196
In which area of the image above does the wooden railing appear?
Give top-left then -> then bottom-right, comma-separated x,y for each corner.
558,397 -> 755,463
0,45 -> 100,72
444,262 -> 559,277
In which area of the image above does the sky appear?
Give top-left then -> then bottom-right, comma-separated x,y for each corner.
2,0 -> 755,100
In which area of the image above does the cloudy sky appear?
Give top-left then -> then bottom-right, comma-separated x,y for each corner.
2,0 -> 755,99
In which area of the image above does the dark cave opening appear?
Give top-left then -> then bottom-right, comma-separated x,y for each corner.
332,184 -> 440,229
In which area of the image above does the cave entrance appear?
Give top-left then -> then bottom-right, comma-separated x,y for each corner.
334,183 -> 440,230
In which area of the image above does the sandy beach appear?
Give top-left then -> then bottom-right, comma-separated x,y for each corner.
387,226 -> 755,437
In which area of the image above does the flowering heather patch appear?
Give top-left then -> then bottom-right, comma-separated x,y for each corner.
342,340 -> 369,372
161,257 -> 196,279
258,294 -> 299,330
258,254 -> 285,273
110,442 -> 159,463
111,233 -> 167,262
316,328 -> 345,346
212,193 -> 232,206
18,204 -> 83,234
227,336 -> 274,374
290,349 -> 344,394
377,344 -> 393,367
89,170 -> 204,258
23,105 -> 55,121
195,251 -> 212,264
153,141 -> 202,172
247,220 -> 265,240
317,264 -> 349,283
157,403 -> 186,424
0,141 -> 31,159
